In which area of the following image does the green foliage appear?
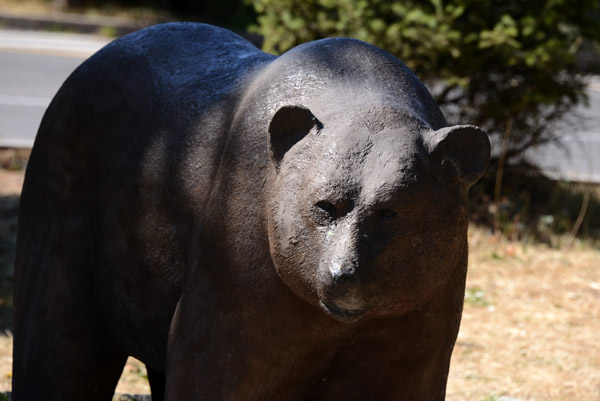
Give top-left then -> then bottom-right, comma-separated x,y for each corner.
166,0 -> 256,29
250,0 -> 600,171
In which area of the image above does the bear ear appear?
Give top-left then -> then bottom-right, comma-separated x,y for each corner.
268,105 -> 322,170
426,125 -> 491,187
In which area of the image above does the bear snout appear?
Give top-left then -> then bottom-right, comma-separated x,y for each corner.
329,261 -> 356,284
318,261 -> 370,322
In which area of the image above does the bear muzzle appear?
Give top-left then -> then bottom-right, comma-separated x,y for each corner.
318,261 -> 370,322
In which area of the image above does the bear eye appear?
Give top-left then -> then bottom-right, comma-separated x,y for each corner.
315,201 -> 337,220
379,209 -> 397,221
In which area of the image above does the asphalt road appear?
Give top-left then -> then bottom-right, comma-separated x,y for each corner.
0,29 -> 109,147
526,79 -> 600,183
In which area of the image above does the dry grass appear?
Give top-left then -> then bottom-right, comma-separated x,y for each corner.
447,229 -> 600,401
114,357 -> 151,395
0,0 -> 55,15
0,153 -> 598,399
0,0 -> 170,25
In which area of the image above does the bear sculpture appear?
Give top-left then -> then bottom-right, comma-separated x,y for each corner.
13,23 -> 490,401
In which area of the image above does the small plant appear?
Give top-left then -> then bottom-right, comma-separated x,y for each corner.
99,26 -> 118,38
465,286 -> 491,307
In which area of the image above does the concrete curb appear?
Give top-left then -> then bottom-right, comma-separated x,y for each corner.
0,11 -> 146,36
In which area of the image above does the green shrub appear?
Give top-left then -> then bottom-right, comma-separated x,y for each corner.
250,0 -> 600,174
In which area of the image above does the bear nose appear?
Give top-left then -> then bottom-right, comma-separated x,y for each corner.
329,261 -> 356,284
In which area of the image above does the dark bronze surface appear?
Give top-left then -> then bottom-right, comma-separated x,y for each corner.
12,23 -> 490,401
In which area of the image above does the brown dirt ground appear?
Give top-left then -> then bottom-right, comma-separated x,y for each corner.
0,150 -> 598,399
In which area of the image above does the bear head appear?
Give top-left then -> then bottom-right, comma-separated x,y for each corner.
266,104 -> 490,322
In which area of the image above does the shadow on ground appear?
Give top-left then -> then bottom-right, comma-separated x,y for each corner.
470,167 -> 600,245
